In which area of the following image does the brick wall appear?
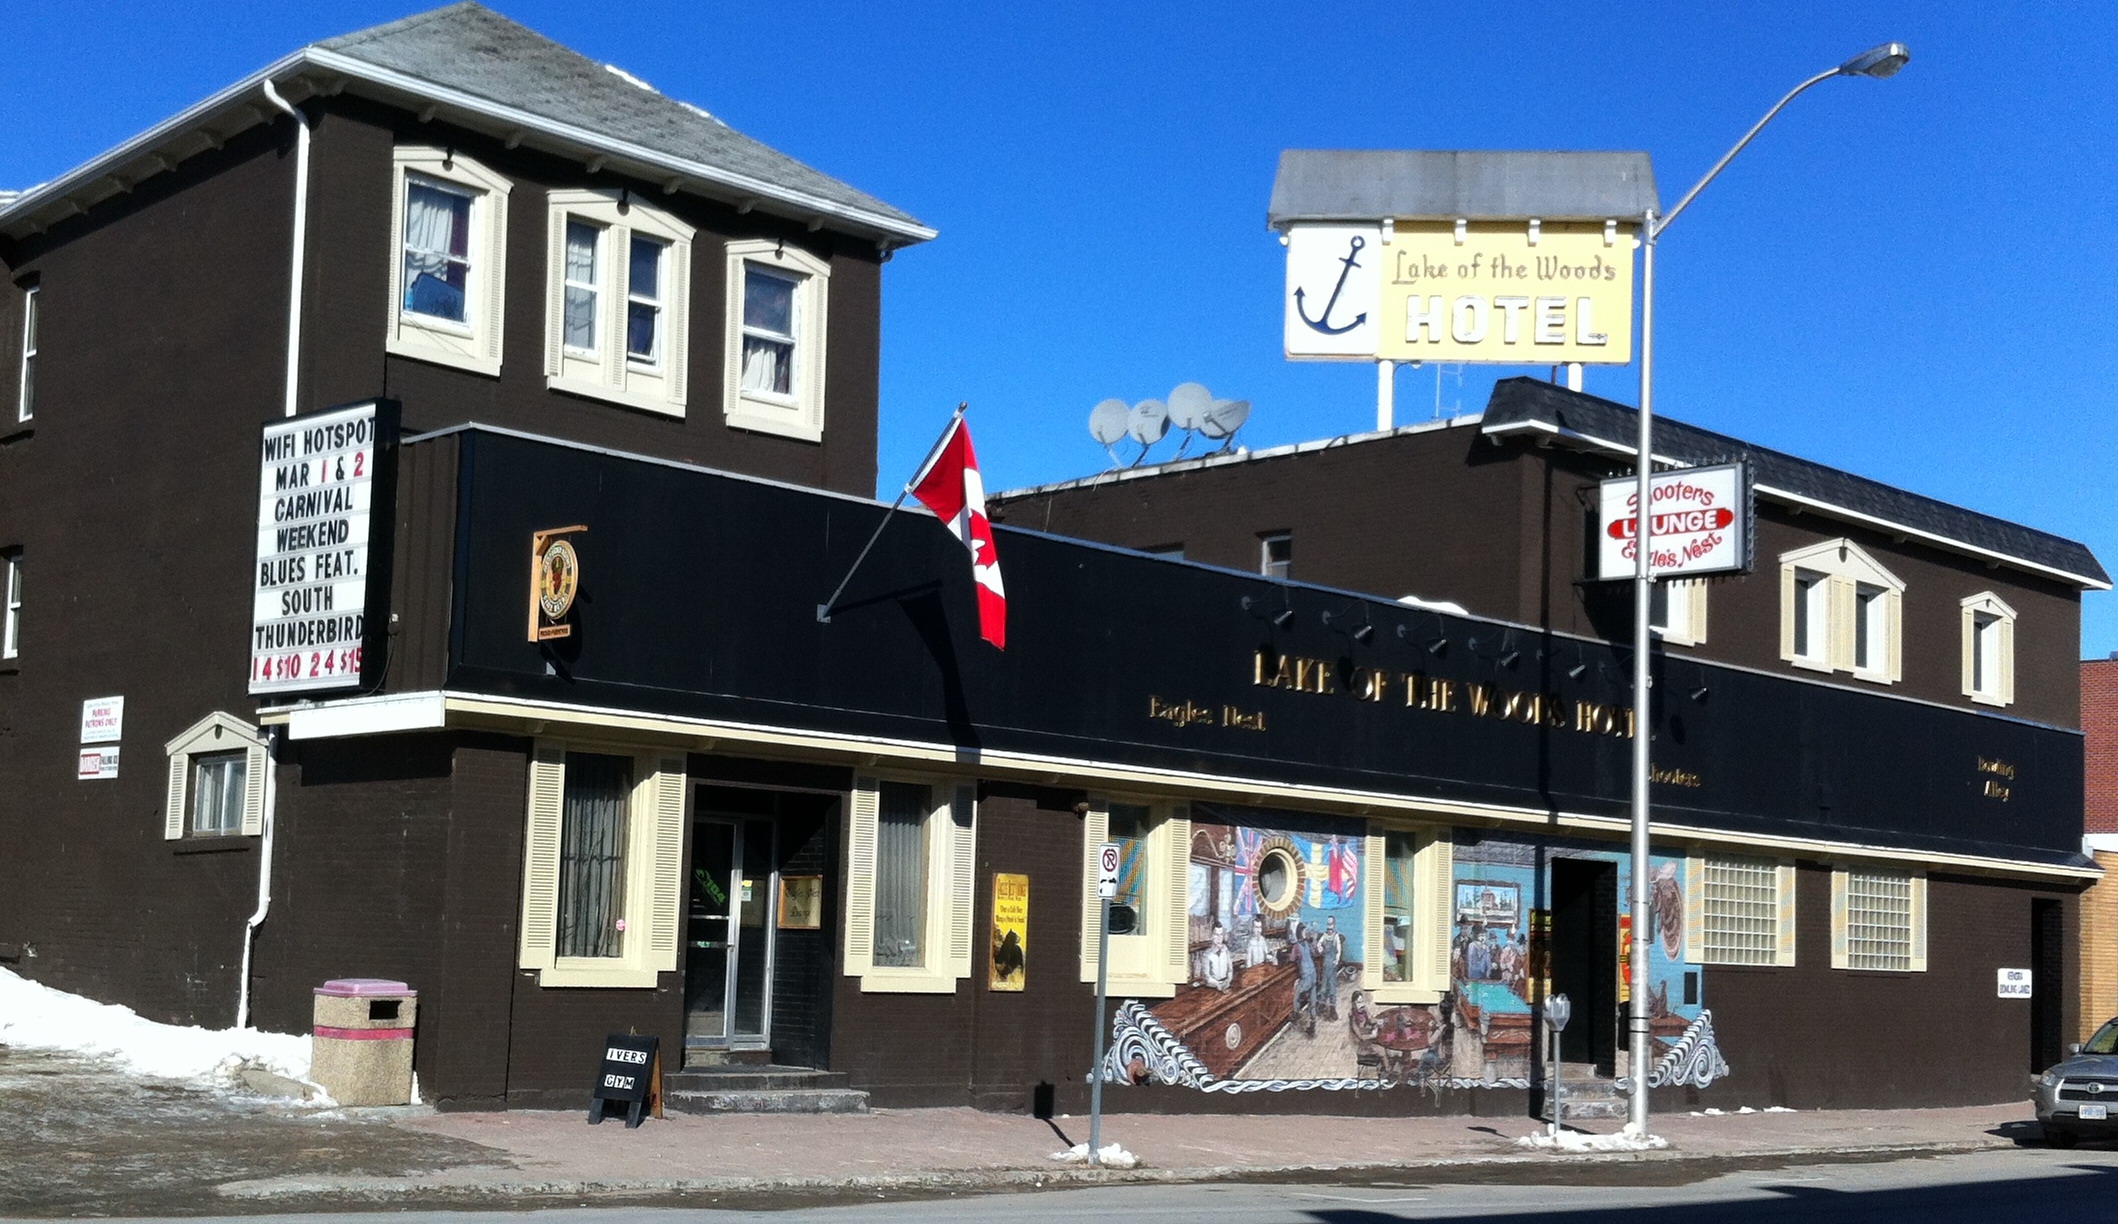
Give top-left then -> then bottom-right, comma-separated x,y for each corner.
2083,661 -> 2118,834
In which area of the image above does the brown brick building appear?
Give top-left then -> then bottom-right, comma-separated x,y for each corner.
2080,658 -> 2118,1038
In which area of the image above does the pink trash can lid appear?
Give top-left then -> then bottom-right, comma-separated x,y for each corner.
315,978 -> 416,997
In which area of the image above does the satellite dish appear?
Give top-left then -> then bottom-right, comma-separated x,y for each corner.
1128,399 -> 1170,446
1166,382 -> 1212,431
1088,398 -> 1130,446
1198,398 -> 1250,440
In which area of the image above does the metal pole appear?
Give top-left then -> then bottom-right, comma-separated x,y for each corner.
1376,359 -> 1395,431
1551,1029 -> 1564,1138
817,403 -> 967,622
1088,893 -> 1111,1165
1628,210 -> 1657,1135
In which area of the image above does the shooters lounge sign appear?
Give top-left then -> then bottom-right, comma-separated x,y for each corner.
248,401 -> 397,695
1597,463 -> 1752,580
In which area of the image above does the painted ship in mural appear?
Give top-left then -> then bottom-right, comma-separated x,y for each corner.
1103,805 -> 1730,1093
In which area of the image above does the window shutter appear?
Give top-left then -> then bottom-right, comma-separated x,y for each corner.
482,188 -> 509,366
1361,829 -> 1385,990
1908,873 -> 1929,972
1774,860 -> 1798,967
1827,577 -> 1855,671
1415,831 -> 1453,994
239,741 -> 268,837
843,777 -> 879,977
1163,804 -> 1192,985
386,170 -> 407,348
947,784 -> 978,979
1778,565 -> 1797,660
665,239 -> 691,407
1683,855 -> 1705,963
606,225 -> 631,393
518,744 -> 566,970
1829,868 -> 1849,970
164,752 -> 189,841
644,758 -> 687,971
1881,589 -> 1902,682
1998,617 -> 2016,705
1687,579 -> 1710,645
542,208 -> 566,376
1079,800 -> 1108,982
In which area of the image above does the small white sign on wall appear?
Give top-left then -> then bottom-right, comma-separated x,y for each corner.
1998,967 -> 2034,998
77,746 -> 120,781
80,695 -> 124,744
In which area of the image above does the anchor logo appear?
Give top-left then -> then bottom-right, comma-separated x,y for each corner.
1294,234 -> 1368,335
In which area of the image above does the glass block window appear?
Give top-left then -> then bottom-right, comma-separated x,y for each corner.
1844,870 -> 1915,971
1700,855 -> 1781,965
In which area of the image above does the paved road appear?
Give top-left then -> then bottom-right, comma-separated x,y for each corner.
79,1145 -> 2118,1223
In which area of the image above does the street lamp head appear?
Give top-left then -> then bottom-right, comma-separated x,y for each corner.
1838,42 -> 1910,79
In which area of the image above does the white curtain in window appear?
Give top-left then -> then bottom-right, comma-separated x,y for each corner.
403,184 -> 472,322
562,221 -> 598,350
557,753 -> 631,958
872,782 -> 929,967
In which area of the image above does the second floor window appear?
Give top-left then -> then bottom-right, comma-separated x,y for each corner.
17,283 -> 36,423
723,240 -> 830,442
1960,592 -> 2017,706
1779,539 -> 1903,683
2,550 -> 19,659
545,190 -> 693,416
388,147 -> 512,377
1260,532 -> 1292,579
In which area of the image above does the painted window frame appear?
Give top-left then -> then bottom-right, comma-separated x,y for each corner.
1359,822 -> 1454,1004
1259,532 -> 1292,580
17,281 -> 37,424
543,189 -> 695,416
1778,539 -> 1903,684
1650,577 -> 1709,647
1829,866 -> 1927,972
722,239 -> 830,442
163,713 -> 267,841
516,740 -> 687,987
1960,592 -> 2017,707
1683,853 -> 1797,967
386,147 -> 511,377
1078,795 -> 1191,997
2,549 -> 19,660
843,774 -> 977,994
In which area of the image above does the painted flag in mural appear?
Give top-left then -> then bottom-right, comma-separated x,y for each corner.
1326,835 -> 1359,907
910,412 -> 1007,649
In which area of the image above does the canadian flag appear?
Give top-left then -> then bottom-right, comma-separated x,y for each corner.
910,414 -> 1007,649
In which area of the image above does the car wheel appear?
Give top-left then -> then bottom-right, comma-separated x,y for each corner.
2046,1126 -> 2079,1149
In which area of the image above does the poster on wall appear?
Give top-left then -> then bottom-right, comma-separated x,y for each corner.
990,872 -> 1028,991
248,400 -> 399,696
79,696 -> 124,744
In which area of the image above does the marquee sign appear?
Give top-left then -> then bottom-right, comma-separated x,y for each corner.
1285,221 -> 1637,365
1597,463 -> 1752,580
248,400 -> 398,695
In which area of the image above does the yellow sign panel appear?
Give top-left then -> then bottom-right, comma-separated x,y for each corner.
990,872 -> 1028,991
1376,222 -> 1636,365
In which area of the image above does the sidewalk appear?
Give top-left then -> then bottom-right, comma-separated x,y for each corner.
218,1100 -> 2042,1206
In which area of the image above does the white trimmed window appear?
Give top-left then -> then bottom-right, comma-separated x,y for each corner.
1078,797 -> 1190,996
1961,592 -> 2016,707
387,147 -> 511,376
17,282 -> 36,423
723,240 -> 829,441
1684,854 -> 1796,966
1830,867 -> 1927,972
1778,539 -> 1903,683
2,550 -> 19,660
1650,577 -> 1708,647
845,776 -> 977,993
517,743 -> 687,987
1260,532 -> 1292,580
163,713 -> 267,840
1360,824 -> 1453,1003
544,190 -> 694,416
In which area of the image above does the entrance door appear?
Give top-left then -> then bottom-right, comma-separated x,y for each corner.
685,806 -> 777,1049
1551,859 -> 1618,1076
2031,897 -> 2065,1073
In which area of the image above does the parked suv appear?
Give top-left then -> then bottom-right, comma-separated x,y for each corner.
2034,1018 -> 2118,1147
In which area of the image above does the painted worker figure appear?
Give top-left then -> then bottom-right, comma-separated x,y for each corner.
1316,916 -> 1345,1020
1289,918 -> 1318,1035
1202,922 -> 1235,991
1245,918 -> 1271,968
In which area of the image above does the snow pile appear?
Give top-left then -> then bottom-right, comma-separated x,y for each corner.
1052,1141 -> 1140,1169
0,967 -> 310,1087
1516,1122 -> 1669,1153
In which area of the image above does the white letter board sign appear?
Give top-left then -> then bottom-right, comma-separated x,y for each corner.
248,401 -> 398,696
1597,463 -> 1753,580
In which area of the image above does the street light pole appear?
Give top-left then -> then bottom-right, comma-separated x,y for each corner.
1626,41 -> 1908,1136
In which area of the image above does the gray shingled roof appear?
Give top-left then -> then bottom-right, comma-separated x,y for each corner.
316,3 -> 925,234
1269,150 -> 1658,227
1481,377 -> 2110,589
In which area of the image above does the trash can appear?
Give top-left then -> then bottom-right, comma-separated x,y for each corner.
310,978 -> 417,1106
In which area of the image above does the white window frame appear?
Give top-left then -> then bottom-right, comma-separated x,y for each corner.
844,775 -> 977,994
17,282 -> 37,424
1260,532 -> 1292,579
2,550 -> 19,660
544,190 -> 694,416
1960,592 -> 2017,707
722,240 -> 829,442
1078,795 -> 1190,997
1683,853 -> 1797,967
1778,539 -> 1903,684
1359,822 -> 1453,1004
1650,577 -> 1709,647
1830,866 -> 1927,972
387,147 -> 511,377
163,713 -> 268,841
516,741 -> 687,987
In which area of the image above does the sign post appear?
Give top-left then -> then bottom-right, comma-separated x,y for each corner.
1088,840 -> 1120,1166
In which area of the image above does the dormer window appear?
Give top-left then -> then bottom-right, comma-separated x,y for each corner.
1779,539 -> 1903,684
1960,592 -> 2016,707
723,240 -> 829,442
546,190 -> 693,416
387,147 -> 512,376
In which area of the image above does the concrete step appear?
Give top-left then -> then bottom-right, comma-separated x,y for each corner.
1551,1079 -> 1627,1121
665,1086 -> 870,1115
665,1065 -> 853,1093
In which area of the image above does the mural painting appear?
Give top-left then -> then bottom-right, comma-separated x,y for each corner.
1104,820 -> 1729,1093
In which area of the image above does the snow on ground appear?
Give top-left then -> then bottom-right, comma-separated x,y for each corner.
1052,1141 -> 1141,1169
1515,1122 -> 1670,1152
0,967 -> 310,1088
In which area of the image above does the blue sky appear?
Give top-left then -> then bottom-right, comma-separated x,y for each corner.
7,2 -> 2116,653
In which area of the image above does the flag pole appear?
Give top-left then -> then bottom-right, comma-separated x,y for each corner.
817,402 -> 968,624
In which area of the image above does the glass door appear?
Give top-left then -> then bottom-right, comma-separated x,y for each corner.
685,820 -> 736,1045
685,807 -> 778,1049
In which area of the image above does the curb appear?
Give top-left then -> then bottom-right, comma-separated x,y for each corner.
216,1136 -> 2018,1204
